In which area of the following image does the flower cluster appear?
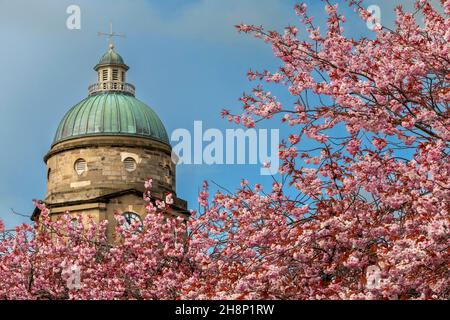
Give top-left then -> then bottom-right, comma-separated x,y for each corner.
0,0 -> 448,300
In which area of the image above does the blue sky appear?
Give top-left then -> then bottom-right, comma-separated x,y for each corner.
0,0 -> 437,228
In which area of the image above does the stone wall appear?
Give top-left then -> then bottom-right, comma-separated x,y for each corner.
48,193 -> 186,242
45,135 -> 176,205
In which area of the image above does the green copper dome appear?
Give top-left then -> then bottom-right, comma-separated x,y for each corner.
53,92 -> 169,146
95,46 -> 128,70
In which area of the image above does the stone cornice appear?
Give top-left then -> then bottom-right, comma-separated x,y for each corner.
44,135 -> 172,163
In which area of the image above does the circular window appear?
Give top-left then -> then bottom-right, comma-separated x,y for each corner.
123,157 -> 137,172
74,159 -> 87,175
121,212 -> 143,234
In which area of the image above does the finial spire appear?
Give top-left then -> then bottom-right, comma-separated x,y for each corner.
98,21 -> 125,49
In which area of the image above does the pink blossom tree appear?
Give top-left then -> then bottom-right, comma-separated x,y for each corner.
210,0 -> 449,299
0,184 -> 193,300
0,0 -> 448,299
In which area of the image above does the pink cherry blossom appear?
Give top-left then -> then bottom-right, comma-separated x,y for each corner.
0,0 -> 448,300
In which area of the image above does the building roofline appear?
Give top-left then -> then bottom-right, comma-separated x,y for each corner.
31,188 -> 190,221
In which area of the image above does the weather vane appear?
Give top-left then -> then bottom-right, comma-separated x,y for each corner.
98,21 -> 125,49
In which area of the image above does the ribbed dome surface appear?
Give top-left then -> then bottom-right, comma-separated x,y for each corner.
53,92 -> 169,145
95,47 -> 127,69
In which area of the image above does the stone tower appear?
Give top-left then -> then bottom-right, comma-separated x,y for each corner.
33,43 -> 187,238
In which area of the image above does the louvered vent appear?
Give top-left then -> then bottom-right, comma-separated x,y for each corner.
112,69 -> 119,81
124,157 -> 137,172
74,159 -> 87,175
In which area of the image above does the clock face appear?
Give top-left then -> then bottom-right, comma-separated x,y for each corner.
70,219 -> 79,230
122,212 -> 143,233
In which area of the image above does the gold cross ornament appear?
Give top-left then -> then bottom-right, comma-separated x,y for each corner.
98,22 -> 125,49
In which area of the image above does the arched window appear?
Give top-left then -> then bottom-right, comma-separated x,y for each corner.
47,168 -> 52,181
74,159 -> 87,175
164,165 -> 172,183
123,157 -> 137,172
